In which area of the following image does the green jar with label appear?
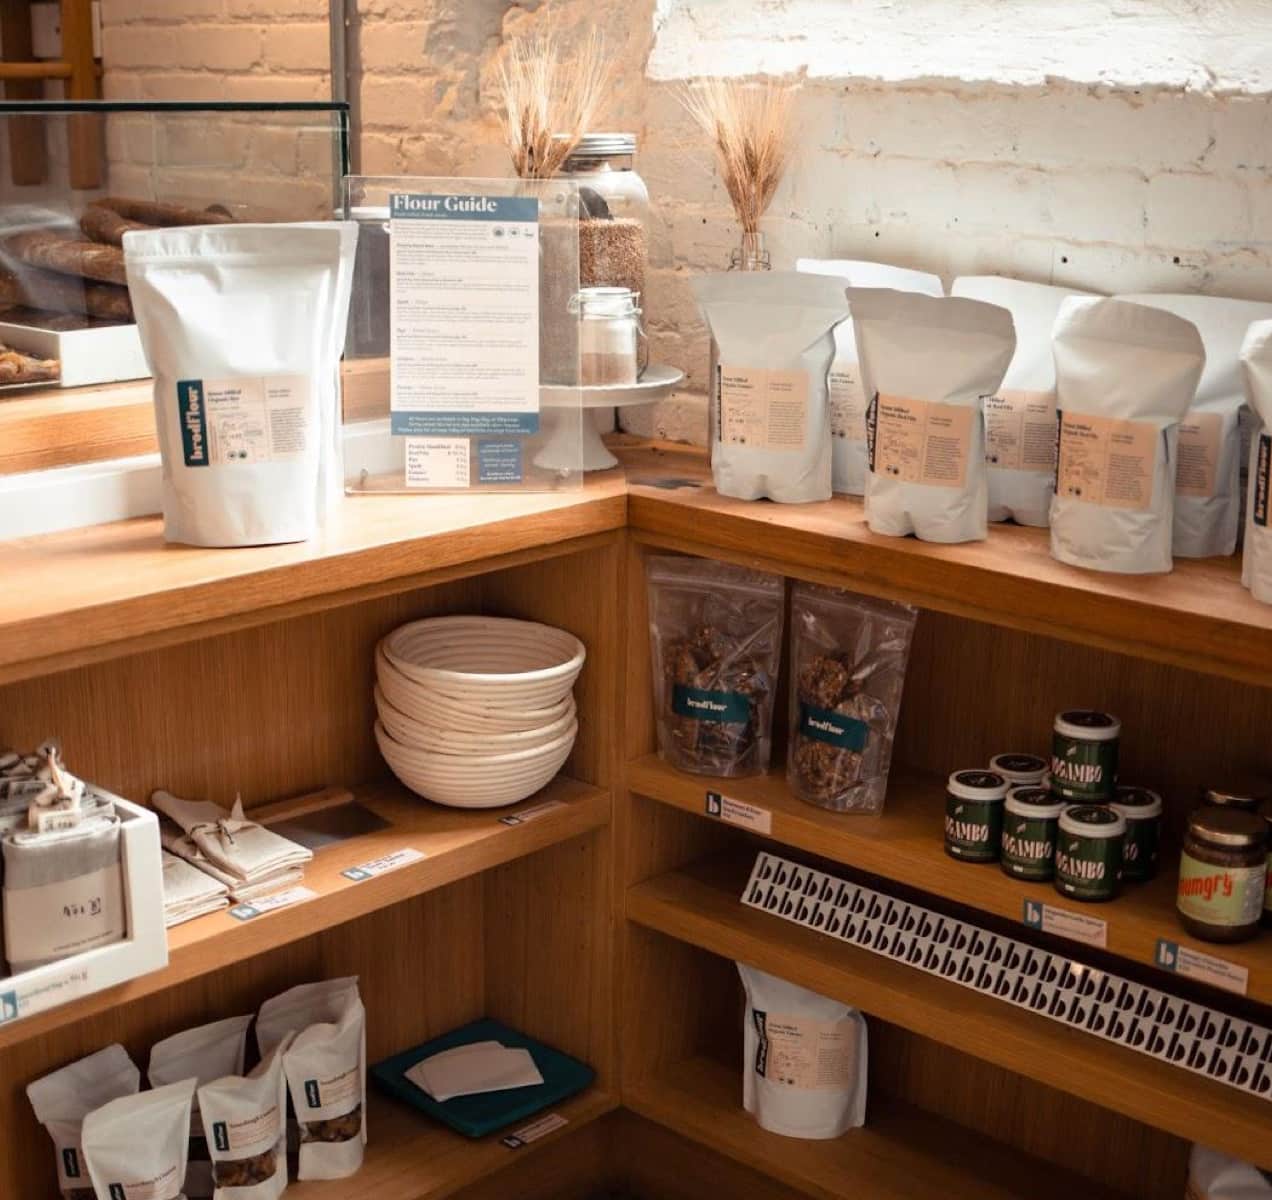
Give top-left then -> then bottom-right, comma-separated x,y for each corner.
1000,786 -> 1064,881
1054,804 -> 1124,902
1110,785 -> 1162,883
1050,710 -> 1120,802
989,753 -> 1048,789
944,770 -> 1009,863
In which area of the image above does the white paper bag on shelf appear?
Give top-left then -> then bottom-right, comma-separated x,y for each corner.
692,271 -> 851,503
1121,293 -> 1272,558
849,288 -> 1016,543
952,276 -> 1098,527
737,962 -> 867,1139
1188,1144 -> 1272,1199
27,1044 -> 141,1200
82,1078 -> 197,1200
1240,320 -> 1272,603
798,258 -> 944,495
1050,298 -> 1205,574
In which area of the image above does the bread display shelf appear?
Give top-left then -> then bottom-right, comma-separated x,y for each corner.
626,1056 -> 1127,1200
629,755 -> 1272,1006
626,856 -> 1272,1170
0,776 -> 609,1052
292,1087 -> 616,1200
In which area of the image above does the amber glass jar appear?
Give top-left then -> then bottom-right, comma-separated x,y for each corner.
1176,808 -> 1267,943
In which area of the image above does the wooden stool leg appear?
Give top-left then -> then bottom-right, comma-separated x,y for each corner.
0,0 -> 48,186
62,0 -> 100,190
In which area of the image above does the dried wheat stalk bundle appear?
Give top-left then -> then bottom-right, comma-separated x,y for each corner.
681,78 -> 795,234
498,29 -> 611,179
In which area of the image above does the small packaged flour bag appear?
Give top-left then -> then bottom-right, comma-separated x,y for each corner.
692,271 -> 851,503
798,259 -> 943,494
849,289 -> 1015,542
738,963 -> 867,1139
1122,294 -> 1272,557
27,1044 -> 141,1200
150,1014 -> 254,1200
83,1078 -> 197,1200
952,276 -> 1097,527
124,222 -> 357,547
1050,298 -> 1205,574
1187,1144 -> 1272,1198
1240,320 -> 1272,603
198,1034 -> 293,1200
257,977 -> 366,1180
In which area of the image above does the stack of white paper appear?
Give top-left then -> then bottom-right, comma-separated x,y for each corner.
405,1041 -> 544,1102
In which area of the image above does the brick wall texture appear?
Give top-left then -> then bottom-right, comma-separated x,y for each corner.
99,0 -> 1272,445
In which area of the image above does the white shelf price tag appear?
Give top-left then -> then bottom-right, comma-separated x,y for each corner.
1022,899 -> 1107,949
705,790 -> 772,835
341,847 -> 425,882
500,799 -> 566,827
501,1112 -> 568,1149
228,887 -> 316,922
1155,939 -> 1249,996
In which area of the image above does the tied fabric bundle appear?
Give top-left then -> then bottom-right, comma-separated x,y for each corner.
154,790 -> 311,899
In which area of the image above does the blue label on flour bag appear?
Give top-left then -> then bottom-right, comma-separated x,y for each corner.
478,439 -> 523,483
798,703 -> 869,751
177,380 -> 209,467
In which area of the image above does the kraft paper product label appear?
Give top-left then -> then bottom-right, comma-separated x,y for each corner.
103,1164 -> 183,1199
870,394 -> 974,487
301,1065 -> 359,1114
405,437 -> 470,488
1176,855 -> 1265,926
210,1103 -> 281,1155
719,367 -> 810,451
672,684 -> 751,724
829,365 -> 867,443
752,1011 -> 856,1090
984,388 -> 1057,473
1175,411 -> 1223,498
177,375 -> 310,468
1055,411 -> 1158,511
5,864 -> 124,965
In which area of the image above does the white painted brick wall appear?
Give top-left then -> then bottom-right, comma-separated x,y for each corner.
99,0 -> 1272,448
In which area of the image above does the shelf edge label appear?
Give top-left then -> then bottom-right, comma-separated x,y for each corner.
228,887 -> 316,922
341,847 -> 425,881
500,799 -> 567,826
1022,899 -> 1107,948
705,791 -> 772,835
501,1112 -> 568,1149
1155,939 -> 1249,996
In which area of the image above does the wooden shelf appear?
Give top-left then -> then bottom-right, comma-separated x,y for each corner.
0,472 -> 625,685
630,755 -> 1272,1006
626,1055 -> 1127,1200
292,1086 -> 615,1200
625,855 -> 1272,1170
619,445 -> 1272,686
0,776 -> 609,1051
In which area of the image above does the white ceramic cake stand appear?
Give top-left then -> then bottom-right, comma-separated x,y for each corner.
536,364 -> 685,471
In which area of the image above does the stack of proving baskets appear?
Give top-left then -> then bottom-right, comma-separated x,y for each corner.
374,616 -> 586,808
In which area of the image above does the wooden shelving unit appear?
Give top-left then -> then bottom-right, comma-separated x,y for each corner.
628,755 -> 1272,1005
2,446 -> 1270,1199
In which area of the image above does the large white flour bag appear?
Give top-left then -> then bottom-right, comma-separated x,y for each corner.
798,259 -> 943,495
1187,1144 -> 1272,1198
952,276 -> 1097,527
1050,298 -> 1205,574
692,272 -> 850,503
737,962 -> 867,1139
1122,294 -> 1272,557
124,222 -> 357,547
849,288 -> 1015,542
1240,320 -> 1272,603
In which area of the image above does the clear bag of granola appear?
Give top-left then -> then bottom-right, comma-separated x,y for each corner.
646,556 -> 784,778
787,582 -> 917,813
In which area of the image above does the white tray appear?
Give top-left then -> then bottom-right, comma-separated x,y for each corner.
0,320 -> 149,389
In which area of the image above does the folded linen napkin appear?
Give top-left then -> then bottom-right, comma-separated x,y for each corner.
153,789 -> 312,884
161,850 -> 230,928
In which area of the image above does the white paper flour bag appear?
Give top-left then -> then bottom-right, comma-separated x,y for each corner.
1050,298 -> 1205,574
798,259 -> 943,495
737,962 -> 867,1139
83,1078 -> 197,1200
1188,1145 -> 1272,1198
952,276 -> 1097,527
257,976 -> 366,1180
1240,321 -> 1272,603
124,222 -> 357,548
849,288 -> 1015,542
1122,294 -> 1272,558
692,272 -> 851,503
27,1044 -> 141,1200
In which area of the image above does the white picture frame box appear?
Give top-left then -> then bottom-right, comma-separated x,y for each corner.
0,789 -> 167,1027
0,320 -> 149,389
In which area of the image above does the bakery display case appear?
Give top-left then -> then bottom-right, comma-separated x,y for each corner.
0,100 -> 348,389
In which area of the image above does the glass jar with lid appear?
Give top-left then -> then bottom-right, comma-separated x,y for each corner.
555,133 -> 649,303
